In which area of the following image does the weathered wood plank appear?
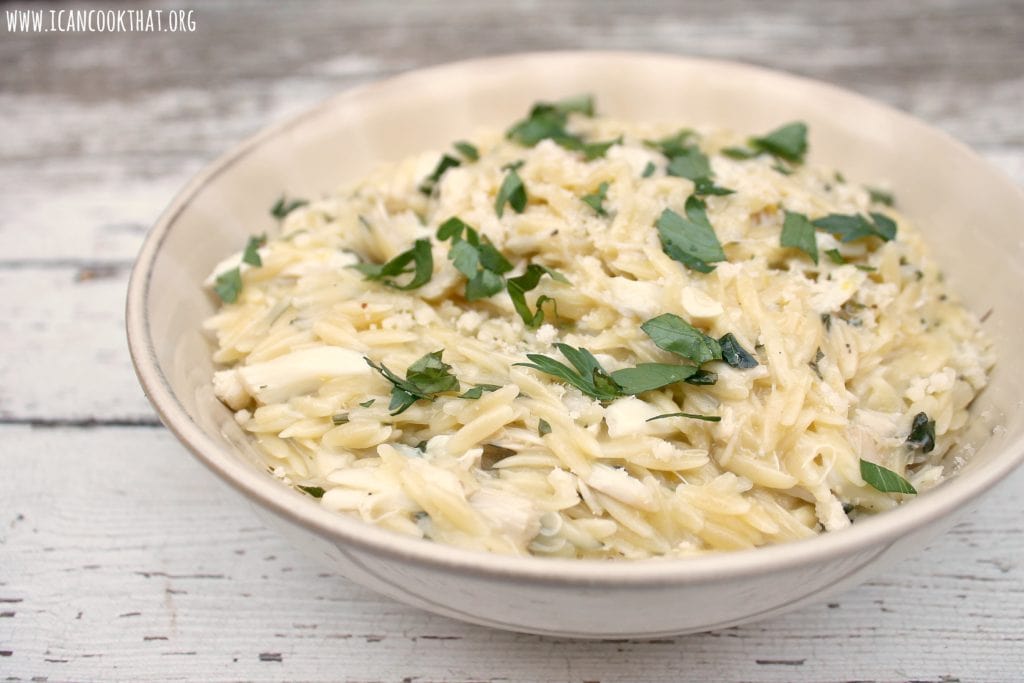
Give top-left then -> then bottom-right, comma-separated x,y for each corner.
0,425 -> 1021,682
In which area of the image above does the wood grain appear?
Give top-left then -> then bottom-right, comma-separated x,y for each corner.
1,0 -> 1022,680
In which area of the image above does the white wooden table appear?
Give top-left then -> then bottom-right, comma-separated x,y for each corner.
2,2 -> 1023,681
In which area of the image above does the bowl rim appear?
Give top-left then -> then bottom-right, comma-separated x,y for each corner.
127,49 -> 1024,587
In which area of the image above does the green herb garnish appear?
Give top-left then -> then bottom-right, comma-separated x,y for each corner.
242,234 -> 266,267
780,210 -> 818,264
352,239 -> 434,290
365,350 -> 460,415
507,264 -> 568,328
459,384 -> 502,399
684,369 -> 718,385
813,212 -> 897,243
721,146 -> 759,160
825,248 -> 846,265
641,161 -> 657,178
860,459 -> 917,495
331,413 -> 350,425
655,197 -> 726,273
271,195 -> 309,219
718,333 -> 758,369
506,95 -> 595,147
437,217 -> 513,300
645,129 -> 695,158
538,418 -> 552,436
906,412 -> 936,453
358,399 -> 375,408
581,182 -> 609,216
419,154 -> 461,195
646,412 -> 721,423
867,187 -> 895,206
454,140 -> 479,161
751,122 -> 808,163
515,343 -> 696,402
297,485 -> 325,498
641,313 -> 721,365
214,267 -> 243,303
495,166 -> 527,217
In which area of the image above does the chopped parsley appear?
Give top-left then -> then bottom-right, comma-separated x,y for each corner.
825,248 -> 847,265
538,418 -> 552,436
297,485 -> 325,498
646,412 -> 721,423
641,161 -> 657,178
270,195 -> 308,219
213,267 -> 243,303
780,210 -> 819,264
867,186 -> 895,206
860,459 -> 917,495
723,122 -> 808,165
419,154 -> 461,195
644,129 -> 695,158
495,166 -> 527,217
655,197 -> 726,273
515,343 -> 697,401
813,212 -> 897,243
581,182 -> 609,216
906,412 -> 936,453
459,384 -> 502,399
506,264 -> 569,328
751,122 -> 808,163
330,413 -> 350,425
358,399 -> 376,408
242,234 -> 266,267
365,350 -> 460,415
641,313 -> 721,365
718,333 -> 759,369
453,140 -> 479,161
437,217 -> 513,300
506,95 -> 595,147
352,238 -> 434,290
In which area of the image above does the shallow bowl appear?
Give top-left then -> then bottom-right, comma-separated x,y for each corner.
126,51 -> 1024,638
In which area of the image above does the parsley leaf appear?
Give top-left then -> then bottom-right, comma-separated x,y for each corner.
644,129 -> 695,158
781,210 -> 819,264
684,369 -> 718,385
459,384 -> 502,399
825,248 -> 846,264
751,122 -> 808,163
641,313 -> 722,365
242,234 -> 266,267
559,135 -> 622,161
813,212 -> 897,242
641,161 -> 657,178
655,197 -> 726,273
437,217 -> 514,300
454,140 -> 479,161
297,485 -> 326,498
515,344 -> 621,401
214,267 -> 243,303
581,182 -> 609,216
666,146 -> 712,183
419,154 -> 461,195
331,413 -> 350,425
507,264 -> 568,328
358,399 -> 375,408
538,418 -> 552,436
646,412 -> 721,423
860,459 -> 917,495
352,238 -> 434,290
608,363 -> 699,394
721,146 -> 759,160
270,195 -> 308,219
867,186 -> 895,207
718,333 -> 758,369
906,412 -> 936,453
495,166 -> 528,217
365,350 -> 460,415
506,95 -> 594,147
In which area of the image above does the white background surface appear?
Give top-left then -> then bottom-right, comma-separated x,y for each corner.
1,1 -> 1022,681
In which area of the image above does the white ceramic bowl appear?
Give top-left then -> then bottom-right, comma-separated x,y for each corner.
127,51 -> 1024,638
